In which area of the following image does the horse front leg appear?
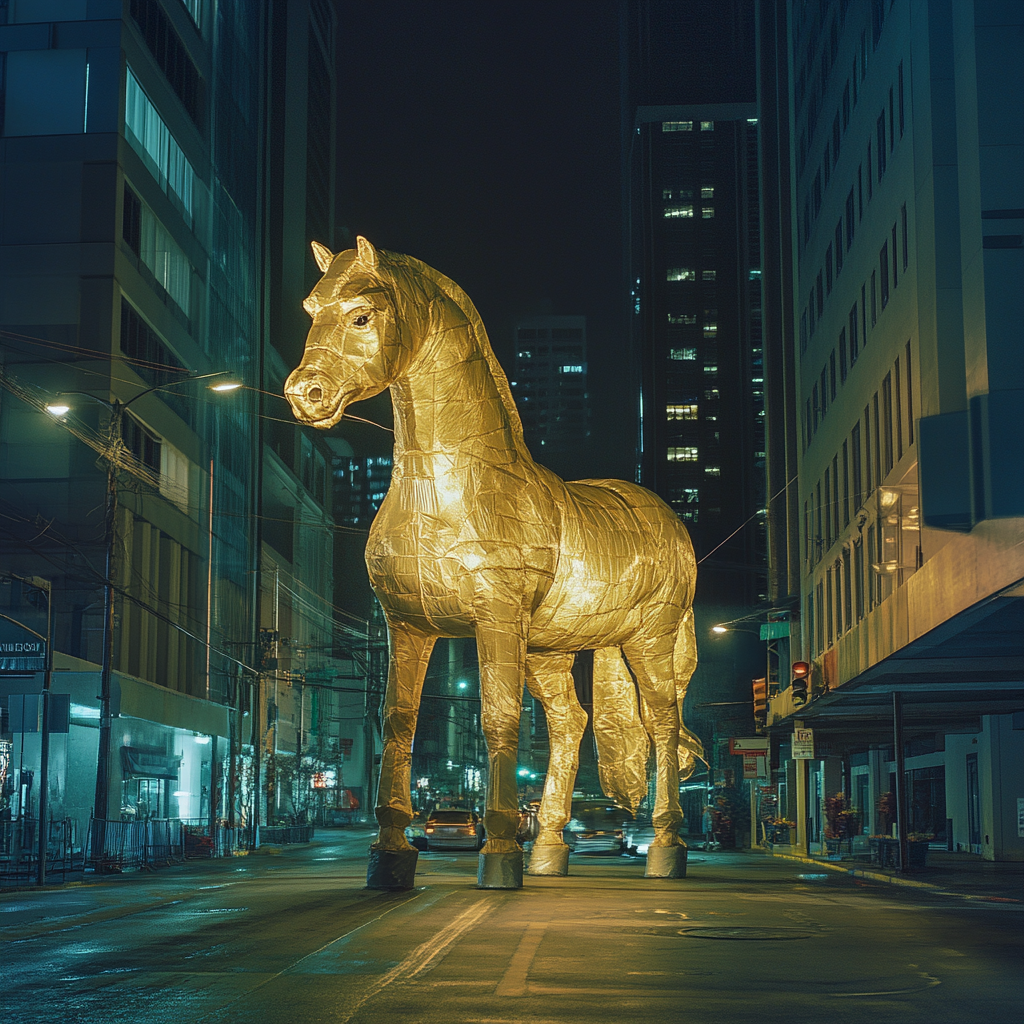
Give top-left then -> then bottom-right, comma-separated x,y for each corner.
524,651 -> 587,876
366,621 -> 435,890
474,595 -> 529,889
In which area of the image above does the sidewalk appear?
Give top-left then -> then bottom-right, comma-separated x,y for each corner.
759,844 -> 1024,902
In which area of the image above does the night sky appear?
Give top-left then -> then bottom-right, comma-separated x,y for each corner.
331,1 -> 754,478
333,1 -> 629,475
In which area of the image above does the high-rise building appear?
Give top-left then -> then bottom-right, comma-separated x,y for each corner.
0,1 -> 348,845
759,0 -> 1023,862
511,315 -> 590,474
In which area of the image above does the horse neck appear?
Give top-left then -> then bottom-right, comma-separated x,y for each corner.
390,279 -> 527,469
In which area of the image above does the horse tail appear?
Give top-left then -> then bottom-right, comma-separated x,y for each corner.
592,646 -> 649,814
673,606 -> 706,779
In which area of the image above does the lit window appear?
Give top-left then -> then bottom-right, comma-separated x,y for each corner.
518,350 -> 532,358
701,186 -> 714,199
700,120 -> 715,131
704,466 -> 721,475
559,364 -> 583,373
667,313 -> 697,325
682,488 -> 699,503
702,206 -> 715,219
667,268 -> 695,282
666,404 -> 698,421
703,323 -> 717,337
664,204 -> 694,219
662,188 -> 673,199
704,364 -> 718,376
704,388 -> 720,400
702,270 -> 717,282
662,121 -> 693,131
125,68 -> 195,220
669,347 -> 697,361
667,446 -> 699,462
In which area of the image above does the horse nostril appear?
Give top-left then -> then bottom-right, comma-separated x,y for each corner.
307,385 -> 323,403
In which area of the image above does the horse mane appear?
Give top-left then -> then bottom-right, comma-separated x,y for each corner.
381,250 -> 528,453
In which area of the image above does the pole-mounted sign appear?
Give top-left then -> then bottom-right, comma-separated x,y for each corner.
0,618 -> 46,673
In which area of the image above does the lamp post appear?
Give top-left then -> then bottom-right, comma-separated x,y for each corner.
46,372 -> 239,839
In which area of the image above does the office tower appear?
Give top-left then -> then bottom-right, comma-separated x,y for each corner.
759,0 -> 1023,861
511,315 -> 590,474
0,1 -> 345,840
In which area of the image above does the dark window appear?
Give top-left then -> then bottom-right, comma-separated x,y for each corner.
830,350 -> 837,401
842,440 -> 850,527
820,367 -> 829,416
854,538 -> 864,621
895,356 -> 904,461
824,144 -> 831,188
833,113 -> 841,164
826,244 -> 833,294
858,164 -> 864,218
874,390 -> 885,480
889,86 -> 895,150
806,398 -> 813,446
129,0 -> 202,125
871,271 -> 877,324
122,413 -> 161,471
843,81 -> 851,130
846,189 -> 855,248
880,242 -> 889,308
809,290 -> 816,335
824,467 -> 832,548
882,372 -> 894,474
864,404 -> 873,493
839,327 -> 848,382
813,384 -> 820,430
816,271 -> 824,317
123,183 -> 142,255
901,203 -> 909,270
849,304 -> 859,363
898,61 -> 905,136
852,423 -> 863,509
800,309 -> 808,353
867,142 -> 872,199
892,223 -> 899,288
814,169 -> 822,215
876,112 -> 886,180
861,284 -> 868,347
835,221 -> 844,274
905,340 -> 914,446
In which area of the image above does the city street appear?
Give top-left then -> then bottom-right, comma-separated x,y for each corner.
2,832 -> 1021,1024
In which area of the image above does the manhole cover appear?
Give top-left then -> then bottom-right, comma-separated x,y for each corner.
679,927 -> 813,940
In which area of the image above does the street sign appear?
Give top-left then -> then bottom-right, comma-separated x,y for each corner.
0,618 -> 45,673
730,736 -> 769,754
792,727 -> 815,759
742,753 -> 767,779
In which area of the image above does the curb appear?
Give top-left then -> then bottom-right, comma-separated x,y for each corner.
765,848 -> 940,889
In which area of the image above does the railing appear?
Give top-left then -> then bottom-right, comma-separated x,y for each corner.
259,824 -> 314,845
86,818 -> 185,872
0,818 -> 83,884
179,819 -> 254,857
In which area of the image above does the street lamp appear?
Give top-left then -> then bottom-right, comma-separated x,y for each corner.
42,372 -> 238,834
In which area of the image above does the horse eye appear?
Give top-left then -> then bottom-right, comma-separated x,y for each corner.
353,313 -> 370,327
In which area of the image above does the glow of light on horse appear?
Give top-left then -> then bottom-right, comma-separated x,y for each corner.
285,237 -> 703,888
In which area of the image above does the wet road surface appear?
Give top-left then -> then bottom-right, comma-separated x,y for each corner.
2,830 -> 1022,1023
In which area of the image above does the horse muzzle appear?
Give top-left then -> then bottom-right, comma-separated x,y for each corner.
284,366 -> 343,427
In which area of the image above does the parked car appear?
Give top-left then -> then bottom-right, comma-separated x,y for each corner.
405,816 -> 428,850
563,799 -> 629,853
425,809 -> 485,850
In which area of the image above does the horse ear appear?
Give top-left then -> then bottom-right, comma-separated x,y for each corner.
311,241 -> 334,273
355,235 -> 378,269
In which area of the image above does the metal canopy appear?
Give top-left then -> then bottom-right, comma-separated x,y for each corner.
774,590 -> 1024,741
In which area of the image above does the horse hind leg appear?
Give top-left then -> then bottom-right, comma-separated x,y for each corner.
524,651 -> 587,876
592,647 -> 649,815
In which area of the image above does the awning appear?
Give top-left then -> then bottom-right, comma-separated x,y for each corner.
121,746 -> 181,780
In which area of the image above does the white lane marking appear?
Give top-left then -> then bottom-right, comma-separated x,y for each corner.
494,921 -> 548,997
333,898 -> 494,1022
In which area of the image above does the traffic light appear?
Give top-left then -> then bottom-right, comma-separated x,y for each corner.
791,661 -> 810,706
752,677 -> 768,727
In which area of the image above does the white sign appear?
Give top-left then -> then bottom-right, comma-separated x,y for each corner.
792,727 -> 815,759
742,753 -> 767,779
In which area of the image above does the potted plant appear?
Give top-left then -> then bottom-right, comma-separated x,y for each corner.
906,832 -> 934,870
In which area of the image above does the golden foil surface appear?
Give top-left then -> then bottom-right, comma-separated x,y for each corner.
286,238 -> 703,855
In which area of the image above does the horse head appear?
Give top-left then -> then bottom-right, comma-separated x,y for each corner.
285,236 -> 409,429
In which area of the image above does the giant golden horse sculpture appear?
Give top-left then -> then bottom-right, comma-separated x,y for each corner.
285,237 -> 702,888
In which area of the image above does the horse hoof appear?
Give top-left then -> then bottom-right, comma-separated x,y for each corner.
366,847 -> 418,890
477,849 -> 524,889
644,844 -> 688,879
527,843 -> 570,876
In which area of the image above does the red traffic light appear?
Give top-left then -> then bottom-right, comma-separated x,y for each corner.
792,661 -> 810,678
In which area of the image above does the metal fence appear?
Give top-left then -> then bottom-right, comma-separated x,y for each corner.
86,818 -> 186,872
0,818 -> 83,884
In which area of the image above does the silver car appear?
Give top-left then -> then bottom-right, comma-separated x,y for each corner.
563,799 -> 629,854
424,809 -> 485,850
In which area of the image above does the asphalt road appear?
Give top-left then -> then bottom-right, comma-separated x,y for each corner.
2,831 -> 1021,1024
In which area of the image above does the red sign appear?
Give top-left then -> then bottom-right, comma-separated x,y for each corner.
742,753 -> 767,779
